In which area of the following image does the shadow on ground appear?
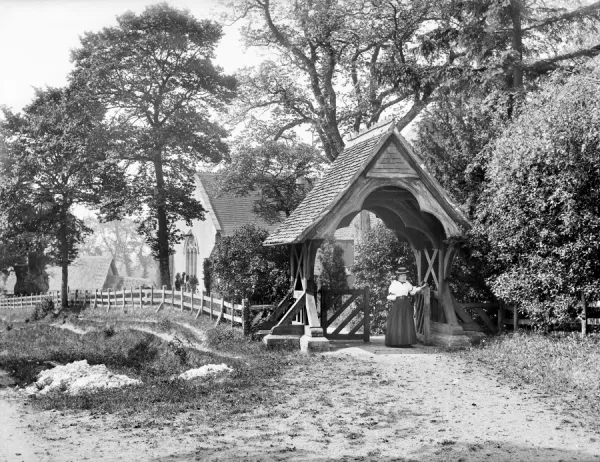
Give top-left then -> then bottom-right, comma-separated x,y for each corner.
327,335 -> 441,356
152,439 -> 600,462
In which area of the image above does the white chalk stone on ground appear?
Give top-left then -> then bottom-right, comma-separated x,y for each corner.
25,360 -> 142,395
178,363 -> 232,380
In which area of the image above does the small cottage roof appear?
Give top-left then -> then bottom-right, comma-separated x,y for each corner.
47,256 -> 117,291
265,119 -> 469,246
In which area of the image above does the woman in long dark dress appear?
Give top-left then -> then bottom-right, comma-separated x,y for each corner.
385,267 -> 426,347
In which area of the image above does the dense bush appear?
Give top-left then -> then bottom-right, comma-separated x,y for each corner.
316,238 -> 348,291
350,224 -> 417,333
31,298 -> 54,321
473,63 -> 600,326
211,224 -> 289,304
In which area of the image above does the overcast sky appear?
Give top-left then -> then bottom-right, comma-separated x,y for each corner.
0,0 -> 255,112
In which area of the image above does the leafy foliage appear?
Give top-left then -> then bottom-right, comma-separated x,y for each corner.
316,238 -> 348,291
350,223 -> 417,333
0,86 -> 123,305
70,3 -> 237,287
211,224 -> 289,303
220,140 -> 326,223
229,0 -> 600,161
473,63 -> 600,326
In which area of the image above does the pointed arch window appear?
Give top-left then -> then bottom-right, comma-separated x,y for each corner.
184,234 -> 198,278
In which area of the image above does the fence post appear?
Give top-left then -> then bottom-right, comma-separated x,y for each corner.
130,287 -> 134,310
138,286 -> 142,309
210,293 -> 213,319
94,289 -> 98,309
191,290 -> 194,313
171,287 -> 175,310
363,287 -> 370,343
581,293 -> 587,337
150,287 -> 154,308
195,288 -> 203,319
242,299 -> 250,336
512,305 -> 519,332
107,289 -> 111,312
231,299 -> 234,328
180,289 -> 184,311
497,301 -> 505,333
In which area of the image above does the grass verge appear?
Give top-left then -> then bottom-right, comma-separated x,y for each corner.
0,319 -> 307,425
463,331 -> 600,425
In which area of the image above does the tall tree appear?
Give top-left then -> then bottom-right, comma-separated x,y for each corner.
70,3 -> 237,288
230,0 -> 449,161
0,87 -> 123,307
415,0 -> 600,212
230,0 -> 600,161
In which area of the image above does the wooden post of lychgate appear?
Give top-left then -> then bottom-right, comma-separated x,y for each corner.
423,286 -> 431,345
581,293 -> 587,337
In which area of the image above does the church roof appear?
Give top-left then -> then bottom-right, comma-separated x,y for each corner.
196,173 -> 280,237
264,119 -> 469,246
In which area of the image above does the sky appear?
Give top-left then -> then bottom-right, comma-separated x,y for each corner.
0,0 -> 255,112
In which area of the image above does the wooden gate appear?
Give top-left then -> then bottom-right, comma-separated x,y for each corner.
414,285 -> 431,344
320,287 -> 370,342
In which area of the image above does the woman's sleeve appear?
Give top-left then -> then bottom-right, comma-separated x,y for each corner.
408,283 -> 418,296
388,282 -> 395,295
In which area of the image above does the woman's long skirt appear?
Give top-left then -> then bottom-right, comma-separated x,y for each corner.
385,297 -> 417,347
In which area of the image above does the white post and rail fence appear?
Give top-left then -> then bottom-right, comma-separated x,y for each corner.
0,287 -> 275,336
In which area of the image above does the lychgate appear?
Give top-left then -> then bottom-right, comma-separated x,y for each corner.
263,119 -> 483,351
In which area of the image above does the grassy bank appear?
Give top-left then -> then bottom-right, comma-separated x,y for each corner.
0,314 -> 307,425
464,331 -> 600,420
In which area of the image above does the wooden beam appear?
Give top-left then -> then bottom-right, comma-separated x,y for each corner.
275,292 -> 307,327
327,293 -> 360,326
438,281 -> 459,325
473,307 -> 498,333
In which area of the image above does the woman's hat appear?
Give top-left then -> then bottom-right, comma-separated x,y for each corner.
396,267 -> 408,275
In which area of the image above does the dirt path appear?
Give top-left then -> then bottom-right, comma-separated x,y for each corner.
2,338 -> 600,461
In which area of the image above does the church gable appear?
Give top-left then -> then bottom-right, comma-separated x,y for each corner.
367,142 -> 418,179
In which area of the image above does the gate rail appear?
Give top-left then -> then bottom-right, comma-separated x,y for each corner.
320,287 -> 370,342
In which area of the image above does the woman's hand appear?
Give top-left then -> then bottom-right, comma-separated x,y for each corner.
386,294 -> 396,301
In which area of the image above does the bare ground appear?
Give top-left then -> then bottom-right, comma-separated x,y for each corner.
2,337 -> 600,462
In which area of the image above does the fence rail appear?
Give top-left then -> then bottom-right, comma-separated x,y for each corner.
0,287 -> 274,335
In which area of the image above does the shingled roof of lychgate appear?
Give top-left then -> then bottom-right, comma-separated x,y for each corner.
264,119 -> 469,246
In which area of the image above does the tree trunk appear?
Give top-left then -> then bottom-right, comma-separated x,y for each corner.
59,217 -> 69,309
153,153 -> 172,289
510,1 -> 524,90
